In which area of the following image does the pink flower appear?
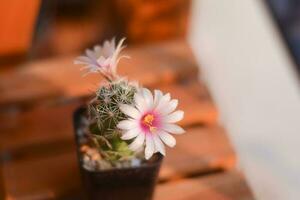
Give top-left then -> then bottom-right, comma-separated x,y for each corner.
117,88 -> 185,159
74,38 -> 128,79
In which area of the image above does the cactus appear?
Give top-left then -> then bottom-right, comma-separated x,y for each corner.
87,79 -> 138,165
75,38 -> 184,168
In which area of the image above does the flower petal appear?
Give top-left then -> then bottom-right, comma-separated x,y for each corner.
103,39 -> 114,57
93,45 -> 102,54
97,56 -> 107,66
153,134 -> 166,156
153,90 -> 163,107
121,128 -> 140,140
112,38 -> 126,64
160,99 -> 178,115
163,110 -> 184,123
162,123 -> 185,134
155,93 -> 171,112
117,120 -> 137,130
145,135 -> 155,160
75,38 -> 126,78
134,92 -> 147,113
142,88 -> 153,107
129,133 -> 145,151
158,131 -> 176,147
114,38 -> 125,56
119,104 -> 140,119
86,49 -> 97,59
74,56 -> 91,64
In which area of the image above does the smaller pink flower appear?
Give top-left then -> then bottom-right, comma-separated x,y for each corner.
117,88 -> 185,159
74,38 -> 128,79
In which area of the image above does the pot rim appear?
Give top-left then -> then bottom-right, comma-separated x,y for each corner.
80,153 -> 163,174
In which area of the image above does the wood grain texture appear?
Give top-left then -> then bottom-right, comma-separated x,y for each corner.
155,171 -> 254,200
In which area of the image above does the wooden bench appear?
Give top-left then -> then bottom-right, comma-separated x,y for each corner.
0,40 -> 254,200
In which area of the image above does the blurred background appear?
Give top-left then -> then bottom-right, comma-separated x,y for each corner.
0,0 -> 300,200
0,0 -> 190,65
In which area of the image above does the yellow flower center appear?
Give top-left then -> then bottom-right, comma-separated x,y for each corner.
142,114 -> 157,132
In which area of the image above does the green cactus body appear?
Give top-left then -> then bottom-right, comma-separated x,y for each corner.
87,80 -> 138,164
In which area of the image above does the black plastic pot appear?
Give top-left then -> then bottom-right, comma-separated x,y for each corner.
73,107 -> 163,200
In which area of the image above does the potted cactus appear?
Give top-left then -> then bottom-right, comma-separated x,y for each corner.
73,38 -> 185,200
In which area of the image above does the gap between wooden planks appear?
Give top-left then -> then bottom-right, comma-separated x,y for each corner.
0,40 -> 197,109
2,125 -> 235,199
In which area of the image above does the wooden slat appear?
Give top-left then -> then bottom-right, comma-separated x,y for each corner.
2,151 -> 80,200
0,101 -> 82,154
0,40 -> 197,108
160,126 -> 235,181
155,171 -> 254,200
2,126 -> 235,199
0,83 -> 215,155
158,84 -> 217,126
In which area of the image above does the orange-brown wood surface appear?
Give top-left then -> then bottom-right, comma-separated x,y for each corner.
116,0 -> 190,43
0,0 -> 40,56
155,171 -> 254,200
0,40 -> 197,108
159,126 -> 235,181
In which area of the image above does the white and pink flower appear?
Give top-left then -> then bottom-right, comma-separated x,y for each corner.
117,88 -> 185,159
74,38 -> 128,79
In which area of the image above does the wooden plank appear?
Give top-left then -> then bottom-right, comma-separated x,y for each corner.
155,171 -> 254,200
0,72 -> 62,109
0,83 -> 215,155
2,126 -> 235,199
0,40 -> 197,108
0,101 -> 83,154
2,151 -> 80,200
158,84 -> 217,126
160,126 -> 235,181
